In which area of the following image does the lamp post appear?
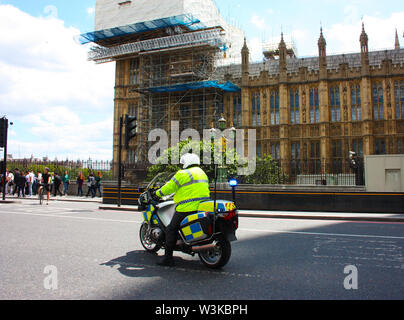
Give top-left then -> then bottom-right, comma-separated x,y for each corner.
217,116 -> 227,183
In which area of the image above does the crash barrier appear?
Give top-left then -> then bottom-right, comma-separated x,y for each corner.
102,186 -> 404,214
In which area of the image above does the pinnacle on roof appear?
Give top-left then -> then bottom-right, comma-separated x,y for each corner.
395,28 -> 400,50
318,27 -> 326,47
360,22 -> 368,44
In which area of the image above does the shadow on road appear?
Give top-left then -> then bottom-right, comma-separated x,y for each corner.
100,221 -> 404,300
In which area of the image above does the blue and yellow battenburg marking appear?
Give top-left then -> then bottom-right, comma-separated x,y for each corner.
197,200 -> 236,214
180,212 -> 208,242
181,222 -> 205,242
143,204 -> 159,225
180,212 -> 207,226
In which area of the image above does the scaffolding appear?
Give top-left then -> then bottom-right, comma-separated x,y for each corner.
81,1 -> 245,164
130,44 -> 239,162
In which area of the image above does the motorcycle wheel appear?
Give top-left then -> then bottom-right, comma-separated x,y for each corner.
198,235 -> 231,269
139,223 -> 161,253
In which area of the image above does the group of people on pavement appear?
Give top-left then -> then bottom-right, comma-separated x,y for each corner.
75,171 -> 103,198
1,168 -> 103,199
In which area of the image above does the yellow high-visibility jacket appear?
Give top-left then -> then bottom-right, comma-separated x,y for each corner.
156,166 -> 210,213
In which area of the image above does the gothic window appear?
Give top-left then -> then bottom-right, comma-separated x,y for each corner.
330,86 -> 341,122
129,59 -> 140,85
290,88 -> 300,124
332,140 -> 343,173
309,141 -> 321,174
252,92 -> 261,126
351,84 -> 362,121
372,83 -> 384,120
270,90 -> 280,125
233,94 -> 242,127
271,143 -> 280,160
394,81 -> 404,120
291,142 -> 301,175
310,88 -> 319,123
375,139 -> 386,155
352,139 -> 363,157
398,138 -> 404,154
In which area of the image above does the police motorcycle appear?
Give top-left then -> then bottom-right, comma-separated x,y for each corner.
138,172 -> 238,269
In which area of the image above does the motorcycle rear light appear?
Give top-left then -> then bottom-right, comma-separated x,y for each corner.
223,210 -> 237,221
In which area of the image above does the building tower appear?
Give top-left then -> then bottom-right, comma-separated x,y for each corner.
395,29 -> 400,50
359,23 -> 373,155
318,27 -> 327,77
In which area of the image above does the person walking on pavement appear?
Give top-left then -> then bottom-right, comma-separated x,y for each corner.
53,172 -> 63,197
76,172 -> 84,197
62,170 -> 70,196
86,172 -> 96,198
154,153 -> 211,267
5,169 -> 14,195
14,168 -> 26,198
95,171 -> 103,197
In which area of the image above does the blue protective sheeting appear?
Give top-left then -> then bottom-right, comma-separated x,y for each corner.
147,81 -> 241,93
77,14 -> 205,45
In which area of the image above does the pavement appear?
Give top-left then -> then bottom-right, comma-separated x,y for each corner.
98,204 -> 404,223
2,194 -> 403,222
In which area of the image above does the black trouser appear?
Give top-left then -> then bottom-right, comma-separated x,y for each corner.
53,183 -> 63,196
165,211 -> 196,258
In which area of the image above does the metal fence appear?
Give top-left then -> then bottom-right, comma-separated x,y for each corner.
279,159 -> 364,186
5,159 -> 113,181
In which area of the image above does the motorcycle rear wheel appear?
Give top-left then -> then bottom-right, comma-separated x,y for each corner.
139,223 -> 161,253
198,236 -> 231,269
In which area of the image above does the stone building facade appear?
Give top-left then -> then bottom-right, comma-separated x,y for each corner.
217,25 -> 404,176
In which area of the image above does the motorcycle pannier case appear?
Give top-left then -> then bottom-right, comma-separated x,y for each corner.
179,212 -> 211,244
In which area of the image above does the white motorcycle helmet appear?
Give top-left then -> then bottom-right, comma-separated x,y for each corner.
180,153 -> 201,169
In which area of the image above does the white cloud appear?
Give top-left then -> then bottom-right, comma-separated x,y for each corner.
250,15 -> 266,30
0,4 -> 115,160
325,11 -> 404,54
248,37 -> 264,62
87,7 -> 95,15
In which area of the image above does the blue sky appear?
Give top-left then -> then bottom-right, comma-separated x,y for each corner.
0,0 -> 402,160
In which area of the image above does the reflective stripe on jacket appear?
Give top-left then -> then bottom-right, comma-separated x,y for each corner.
156,167 -> 210,213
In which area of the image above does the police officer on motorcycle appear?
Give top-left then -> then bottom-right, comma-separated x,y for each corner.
153,153 -> 210,267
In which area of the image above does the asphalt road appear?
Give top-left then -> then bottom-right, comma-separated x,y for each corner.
1,200 -> 404,300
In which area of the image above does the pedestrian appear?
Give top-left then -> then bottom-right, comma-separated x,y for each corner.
62,170 -> 70,196
5,169 -> 14,195
53,172 -> 63,197
25,171 -> 33,197
95,171 -> 103,197
33,171 -> 42,195
14,168 -> 26,198
76,172 -> 84,197
86,172 -> 96,198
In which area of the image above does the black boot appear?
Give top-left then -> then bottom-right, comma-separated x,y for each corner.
157,255 -> 175,267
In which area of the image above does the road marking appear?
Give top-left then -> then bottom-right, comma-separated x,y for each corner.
10,212 -> 142,224
238,228 -> 404,240
4,210 -> 404,241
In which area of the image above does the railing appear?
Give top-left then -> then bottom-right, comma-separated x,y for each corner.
237,158 -> 365,186
5,159 -> 113,181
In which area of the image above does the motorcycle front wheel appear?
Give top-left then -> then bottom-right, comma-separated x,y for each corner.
198,235 -> 231,269
139,223 -> 161,253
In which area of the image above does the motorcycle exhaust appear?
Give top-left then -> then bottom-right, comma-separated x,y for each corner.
192,243 -> 217,252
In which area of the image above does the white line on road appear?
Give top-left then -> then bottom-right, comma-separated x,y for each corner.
5,210 -> 404,241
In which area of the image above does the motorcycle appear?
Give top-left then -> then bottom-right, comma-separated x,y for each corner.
138,172 -> 238,269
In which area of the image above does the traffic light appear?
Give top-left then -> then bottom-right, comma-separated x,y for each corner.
124,115 -> 137,150
0,118 -> 7,148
